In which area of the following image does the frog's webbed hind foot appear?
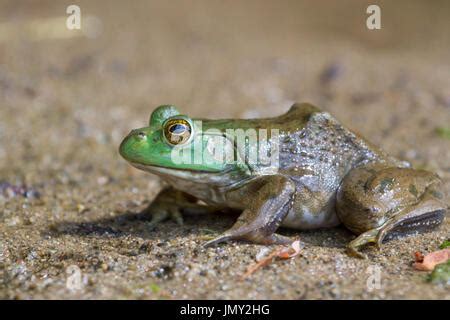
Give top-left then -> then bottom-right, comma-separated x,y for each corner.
346,207 -> 446,259
337,163 -> 447,258
203,175 -> 296,248
346,228 -> 380,259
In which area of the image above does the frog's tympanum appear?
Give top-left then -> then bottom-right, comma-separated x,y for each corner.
119,103 -> 447,258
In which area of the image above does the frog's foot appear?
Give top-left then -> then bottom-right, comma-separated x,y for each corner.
143,201 -> 184,230
346,228 -> 381,259
347,206 -> 446,259
338,163 -> 447,258
142,187 -> 215,230
203,175 -> 296,247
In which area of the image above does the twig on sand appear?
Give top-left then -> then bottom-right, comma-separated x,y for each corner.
413,248 -> 450,271
241,240 -> 303,279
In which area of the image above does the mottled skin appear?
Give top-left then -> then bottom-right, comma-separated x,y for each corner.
119,103 -> 447,258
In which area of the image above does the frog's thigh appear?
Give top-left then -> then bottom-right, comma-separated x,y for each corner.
336,164 -> 447,258
281,187 -> 340,230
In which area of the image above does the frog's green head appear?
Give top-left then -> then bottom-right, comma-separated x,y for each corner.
119,105 -> 245,179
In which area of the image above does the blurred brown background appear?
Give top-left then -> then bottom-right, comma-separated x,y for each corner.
0,0 -> 449,299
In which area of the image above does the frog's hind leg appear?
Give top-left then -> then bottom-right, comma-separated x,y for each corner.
345,197 -> 445,258
336,163 -> 447,258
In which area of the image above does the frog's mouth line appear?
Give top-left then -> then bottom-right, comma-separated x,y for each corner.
128,161 -> 225,174
127,161 -> 252,188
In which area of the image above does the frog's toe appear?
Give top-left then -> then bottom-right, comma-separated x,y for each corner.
346,246 -> 367,259
375,229 -> 388,249
346,244 -> 367,259
346,229 -> 379,259
144,203 -> 184,230
146,210 -> 170,230
169,207 -> 184,225
202,233 -> 233,247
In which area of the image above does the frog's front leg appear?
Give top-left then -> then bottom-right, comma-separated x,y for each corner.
203,175 -> 296,247
337,163 -> 447,258
142,187 -> 215,229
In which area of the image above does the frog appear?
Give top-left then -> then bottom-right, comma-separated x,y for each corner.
119,103 -> 447,258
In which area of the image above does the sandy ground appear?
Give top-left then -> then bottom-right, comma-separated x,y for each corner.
0,0 -> 449,299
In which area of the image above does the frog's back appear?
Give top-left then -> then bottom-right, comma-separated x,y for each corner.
277,103 -> 396,229
200,102 -> 319,132
202,102 -> 396,176
278,103 -> 399,177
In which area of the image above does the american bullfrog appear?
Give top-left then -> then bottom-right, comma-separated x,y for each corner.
119,103 -> 447,258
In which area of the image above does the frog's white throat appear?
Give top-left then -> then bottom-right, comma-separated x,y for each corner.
128,161 -> 249,188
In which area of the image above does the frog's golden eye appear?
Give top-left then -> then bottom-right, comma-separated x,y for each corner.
163,119 -> 192,145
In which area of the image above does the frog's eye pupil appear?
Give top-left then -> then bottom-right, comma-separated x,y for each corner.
169,124 -> 186,134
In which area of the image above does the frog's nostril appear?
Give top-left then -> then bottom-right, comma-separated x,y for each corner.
136,131 -> 146,140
